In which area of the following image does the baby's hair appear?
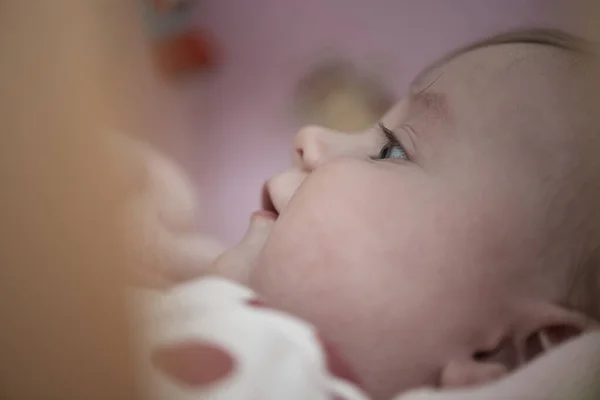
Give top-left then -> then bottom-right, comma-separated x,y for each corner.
462,28 -> 589,53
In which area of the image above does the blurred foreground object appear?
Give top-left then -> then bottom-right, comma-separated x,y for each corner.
119,134 -> 225,288
0,1 -> 152,399
294,60 -> 394,132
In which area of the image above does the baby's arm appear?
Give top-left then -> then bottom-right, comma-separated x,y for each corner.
395,331 -> 600,400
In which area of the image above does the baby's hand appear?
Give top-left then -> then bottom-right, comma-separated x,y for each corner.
210,213 -> 275,285
116,133 -> 227,289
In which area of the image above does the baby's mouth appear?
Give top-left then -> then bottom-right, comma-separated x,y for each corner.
259,182 -> 279,220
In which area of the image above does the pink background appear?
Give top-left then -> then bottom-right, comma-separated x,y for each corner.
163,0 -> 568,245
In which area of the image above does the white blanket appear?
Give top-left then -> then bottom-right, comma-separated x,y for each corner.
135,277 -> 369,400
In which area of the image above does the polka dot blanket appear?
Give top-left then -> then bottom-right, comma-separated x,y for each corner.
133,277 -> 371,400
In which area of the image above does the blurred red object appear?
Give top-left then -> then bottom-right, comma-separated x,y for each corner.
154,30 -> 217,78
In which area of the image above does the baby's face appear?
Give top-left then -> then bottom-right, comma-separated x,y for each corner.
247,41 -> 586,399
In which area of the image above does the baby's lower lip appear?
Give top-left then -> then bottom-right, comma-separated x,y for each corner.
251,210 -> 278,220
260,181 -> 280,220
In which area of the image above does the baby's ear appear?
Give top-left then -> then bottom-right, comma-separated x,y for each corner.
440,305 -> 598,389
518,304 -> 597,363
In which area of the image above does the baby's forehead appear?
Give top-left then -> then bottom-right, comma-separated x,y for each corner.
382,42 -> 581,134
416,45 -> 593,133
410,29 -> 586,94
378,29 -> 598,155
381,31 -> 600,173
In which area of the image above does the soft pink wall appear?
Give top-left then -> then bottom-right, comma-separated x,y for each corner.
183,0 -> 566,245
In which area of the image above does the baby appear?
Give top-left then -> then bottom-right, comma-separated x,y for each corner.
139,28 -> 600,400
208,28 -> 600,399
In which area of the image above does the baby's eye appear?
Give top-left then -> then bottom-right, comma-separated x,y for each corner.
378,142 -> 408,160
375,123 -> 409,161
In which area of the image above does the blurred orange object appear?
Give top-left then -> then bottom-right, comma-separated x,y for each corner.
154,30 -> 216,78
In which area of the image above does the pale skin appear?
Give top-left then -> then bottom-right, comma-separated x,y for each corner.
215,36 -> 600,399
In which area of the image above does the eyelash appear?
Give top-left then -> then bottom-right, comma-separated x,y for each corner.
372,123 -> 409,161
380,123 -> 397,143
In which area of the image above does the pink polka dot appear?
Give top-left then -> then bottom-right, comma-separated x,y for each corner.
317,333 -> 362,389
331,395 -> 349,400
245,298 -> 269,308
151,341 -> 235,387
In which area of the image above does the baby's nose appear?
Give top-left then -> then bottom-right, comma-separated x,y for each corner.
293,125 -> 347,171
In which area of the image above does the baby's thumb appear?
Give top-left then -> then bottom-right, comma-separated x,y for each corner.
211,214 -> 274,285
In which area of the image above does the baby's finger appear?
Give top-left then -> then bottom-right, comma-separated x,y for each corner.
211,213 -> 275,284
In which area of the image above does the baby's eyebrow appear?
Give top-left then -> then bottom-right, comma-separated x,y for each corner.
410,28 -> 588,93
409,90 -> 451,123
